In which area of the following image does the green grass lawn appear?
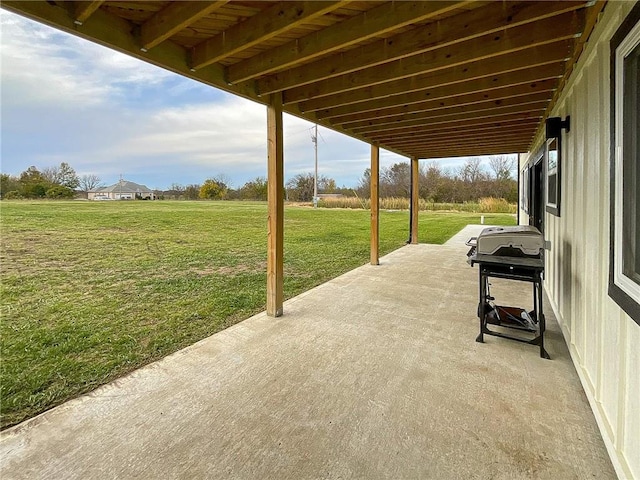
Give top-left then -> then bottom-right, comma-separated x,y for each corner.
0,200 -> 515,428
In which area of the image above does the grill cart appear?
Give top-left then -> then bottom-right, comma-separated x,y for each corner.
467,226 -> 549,359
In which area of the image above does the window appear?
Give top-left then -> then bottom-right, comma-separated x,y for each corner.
546,137 -> 560,216
609,3 -> 640,325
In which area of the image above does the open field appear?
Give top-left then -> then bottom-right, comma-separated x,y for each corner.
0,201 -> 516,428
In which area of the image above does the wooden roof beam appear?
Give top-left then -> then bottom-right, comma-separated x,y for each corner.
372,122 -> 539,143
226,1 -> 469,84
259,2 -> 585,95
365,112 -> 544,139
139,1 -> 229,52
388,140 -> 534,154
351,104 -> 547,135
190,1 -> 347,71
73,1 -> 103,25
332,79 -> 557,126
375,129 -> 538,147
390,132 -> 534,149
392,144 -> 532,158
345,92 -> 552,131
404,144 -> 530,159
284,11 -> 583,104
316,62 -> 563,120
298,42 -> 571,112
407,139 -> 531,151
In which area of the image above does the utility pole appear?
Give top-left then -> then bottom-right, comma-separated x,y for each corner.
312,124 -> 318,208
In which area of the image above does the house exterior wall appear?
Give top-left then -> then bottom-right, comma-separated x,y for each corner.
518,3 -> 639,478
88,191 -> 154,200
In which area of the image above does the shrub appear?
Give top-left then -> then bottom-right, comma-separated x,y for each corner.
478,197 -> 514,213
45,185 -> 75,199
3,191 -> 23,200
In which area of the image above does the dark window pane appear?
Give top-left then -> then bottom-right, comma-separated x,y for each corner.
548,174 -> 557,206
623,42 -> 639,285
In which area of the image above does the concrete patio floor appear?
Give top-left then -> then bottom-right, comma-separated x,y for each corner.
1,225 -> 615,479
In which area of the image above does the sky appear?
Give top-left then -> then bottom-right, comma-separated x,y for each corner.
1,11 -> 505,191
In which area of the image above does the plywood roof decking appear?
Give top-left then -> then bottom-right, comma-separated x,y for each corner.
2,0 -> 605,159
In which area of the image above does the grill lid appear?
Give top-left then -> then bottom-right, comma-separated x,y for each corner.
476,226 -> 543,257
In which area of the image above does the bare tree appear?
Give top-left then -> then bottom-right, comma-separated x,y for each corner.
458,157 -> 486,183
170,183 -> 185,194
41,166 -> 60,184
79,174 -> 103,192
380,162 -> 410,197
419,161 -> 443,200
42,163 -> 79,188
212,173 -> 232,190
488,155 -> 516,181
184,184 -> 201,200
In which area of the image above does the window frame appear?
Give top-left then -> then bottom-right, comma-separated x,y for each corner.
545,136 -> 561,216
609,2 -> 640,325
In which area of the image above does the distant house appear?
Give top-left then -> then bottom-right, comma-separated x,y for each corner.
88,180 -> 155,200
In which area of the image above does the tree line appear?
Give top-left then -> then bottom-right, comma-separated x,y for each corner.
1,155 -> 517,203
1,164 -> 103,199
165,173 -> 342,201
356,156 -> 518,203
168,156 -> 516,203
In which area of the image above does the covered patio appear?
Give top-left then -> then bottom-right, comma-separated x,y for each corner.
1,1 -> 629,477
0,227 -> 615,478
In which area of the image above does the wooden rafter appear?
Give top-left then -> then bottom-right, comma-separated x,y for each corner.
258,1 -> 584,95
283,11 -> 583,102
73,1 -> 103,25
226,1 -> 469,84
140,1 -> 229,52
352,105 -> 547,135
372,122 -> 540,143
332,79 -> 557,126
412,139 -> 532,151
391,131 -> 534,149
406,143 -> 531,159
347,93 -> 552,132
366,112 -> 544,139
190,1 -> 347,70
297,42 -> 571,112
316,63 -> 563,120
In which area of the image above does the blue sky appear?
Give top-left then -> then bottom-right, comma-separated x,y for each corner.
1,11 -> 502,190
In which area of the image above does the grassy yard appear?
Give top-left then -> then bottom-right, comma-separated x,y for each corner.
0,200 -> 515,428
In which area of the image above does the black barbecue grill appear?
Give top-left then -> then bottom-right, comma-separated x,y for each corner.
468,226 -> 549,359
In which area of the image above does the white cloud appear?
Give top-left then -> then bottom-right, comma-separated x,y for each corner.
0,11 -> 172,108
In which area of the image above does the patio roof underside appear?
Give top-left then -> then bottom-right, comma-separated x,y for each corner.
3,0 -> 604,159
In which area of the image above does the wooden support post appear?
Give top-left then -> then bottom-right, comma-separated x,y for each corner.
410,156 -> 419,244
267,93 -> 284,317
370,143 -> 380,265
